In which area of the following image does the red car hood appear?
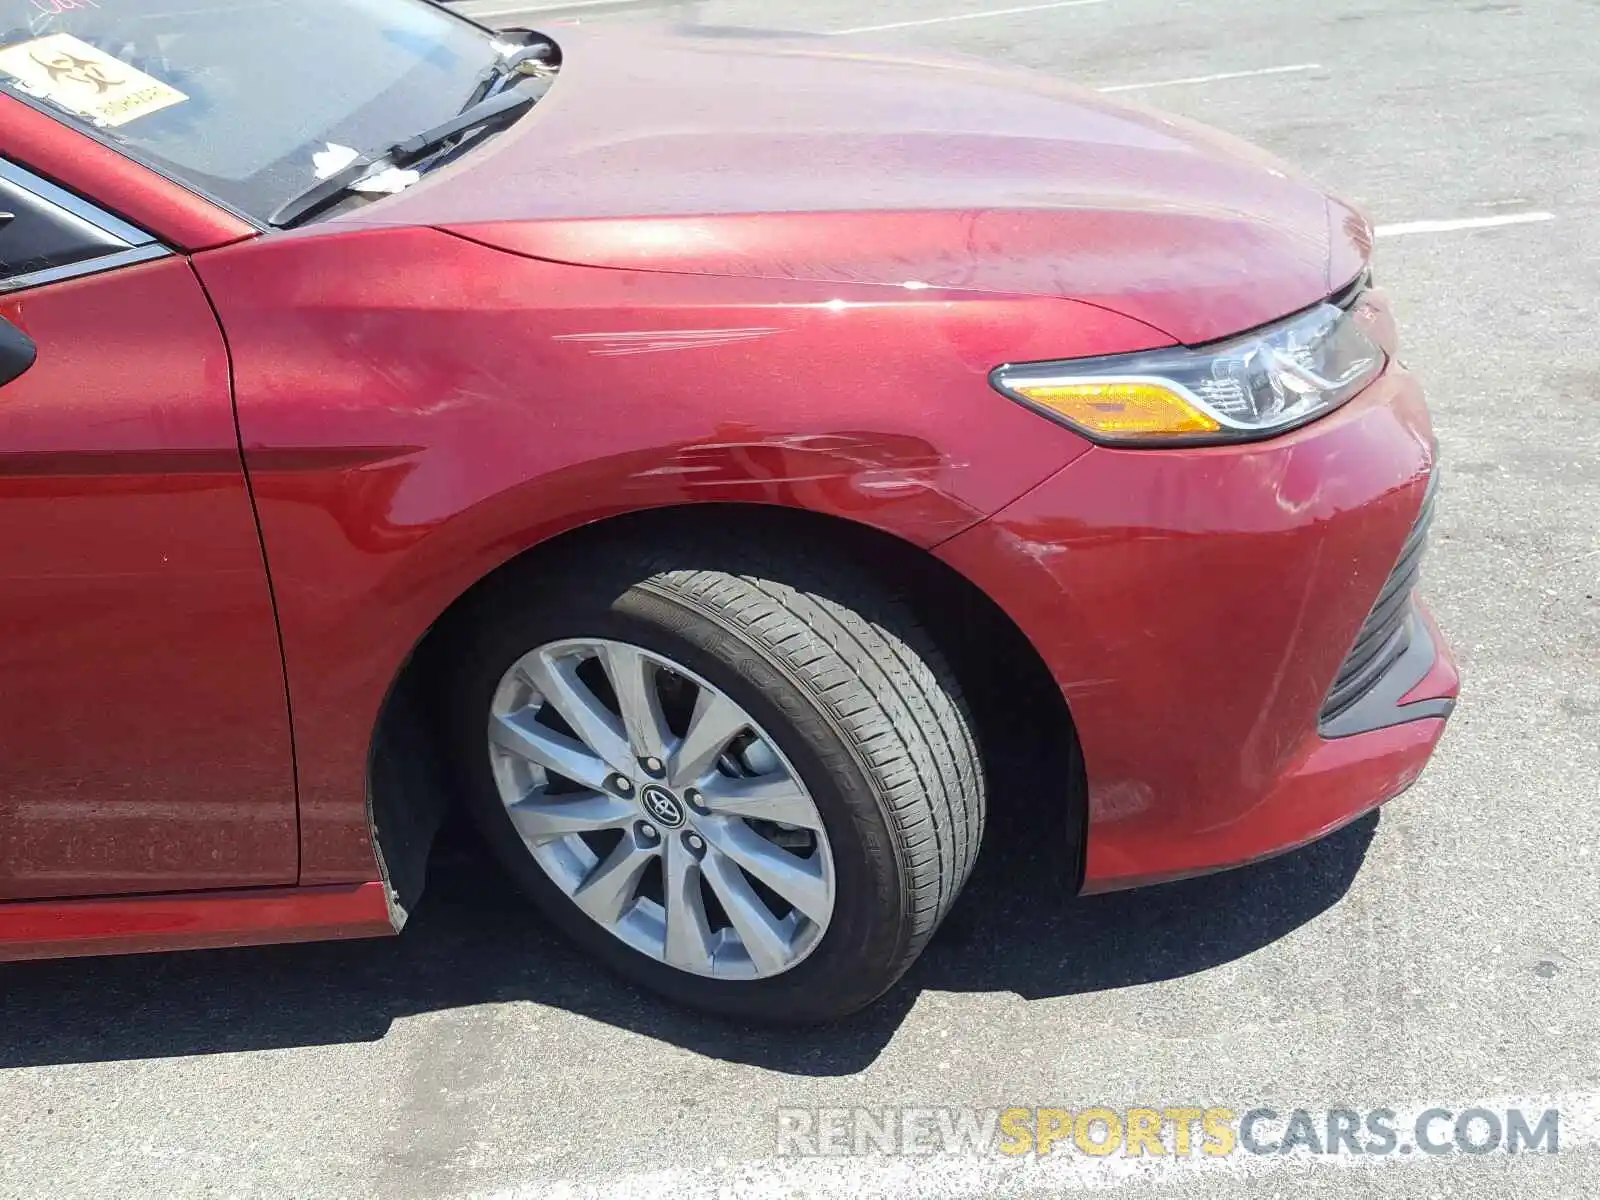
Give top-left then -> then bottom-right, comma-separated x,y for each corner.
345,25 -> 1371,344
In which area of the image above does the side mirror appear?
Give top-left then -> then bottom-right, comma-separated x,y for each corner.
0,312 -> 37,387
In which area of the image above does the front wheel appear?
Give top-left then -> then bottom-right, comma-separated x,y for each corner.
438,535 -> 986,1022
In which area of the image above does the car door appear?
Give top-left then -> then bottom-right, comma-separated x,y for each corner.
0,158 -> 297,900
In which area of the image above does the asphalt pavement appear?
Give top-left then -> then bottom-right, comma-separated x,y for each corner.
3,0 -> 1598,1196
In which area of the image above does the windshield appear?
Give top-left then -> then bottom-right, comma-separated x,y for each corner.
0,0 -> 501,223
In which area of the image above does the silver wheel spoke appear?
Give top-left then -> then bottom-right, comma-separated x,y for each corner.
488,636 -> 834,981
661,838 -> 716,973
508,792 -> 637,844
600,642 -> 671,762
490,711 -> 612,792
572,835 -> 655,925
670,688 -> 748,785
700,846 -> 792,975
519,651 -> 633,775
702,819 -> 830,924
699,772 -> 822,830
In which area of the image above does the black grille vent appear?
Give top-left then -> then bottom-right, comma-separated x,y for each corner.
1320,475 -> 1436,723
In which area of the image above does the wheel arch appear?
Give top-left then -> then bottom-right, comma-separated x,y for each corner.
365,502 -> 1086,922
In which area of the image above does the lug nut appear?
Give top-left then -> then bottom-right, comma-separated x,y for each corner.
609,774 -> 634,795
683,831 -> 706,857
636,821 -> 659,843
684,788 -> 707,814
640,756 -> 665,777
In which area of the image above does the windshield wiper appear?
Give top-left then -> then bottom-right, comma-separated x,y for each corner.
460,40 -> 554,112
268,88 -> 537,228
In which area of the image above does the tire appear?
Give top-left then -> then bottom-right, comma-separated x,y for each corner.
435,531 -> 986,1022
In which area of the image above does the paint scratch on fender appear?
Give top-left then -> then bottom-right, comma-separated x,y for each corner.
552,328 -> 786,356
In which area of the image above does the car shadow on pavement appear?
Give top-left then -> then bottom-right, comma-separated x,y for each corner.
0,806 -> 1378,1075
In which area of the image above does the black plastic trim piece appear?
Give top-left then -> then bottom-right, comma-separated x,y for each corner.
1319,608 -> 1452,738
1319,472 -> 1438,720
0,159 -> 155,246
0,158 -> 171,293
1329,268 -> 1371,311
0,243 -> 169,294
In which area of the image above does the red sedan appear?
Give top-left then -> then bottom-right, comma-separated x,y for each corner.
0,0 -> 1457,1020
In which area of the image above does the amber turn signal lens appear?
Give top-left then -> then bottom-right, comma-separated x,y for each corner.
1010,381 -> 1221,438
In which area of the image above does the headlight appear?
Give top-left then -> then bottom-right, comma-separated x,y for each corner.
991,298 -> 1386,446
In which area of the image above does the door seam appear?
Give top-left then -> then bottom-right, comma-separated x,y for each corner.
187,258 -> 303,884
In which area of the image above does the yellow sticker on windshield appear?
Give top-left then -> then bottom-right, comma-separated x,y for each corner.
0,34 -> 186,127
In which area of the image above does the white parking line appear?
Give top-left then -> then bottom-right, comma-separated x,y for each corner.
1097,63 -> 1322,92
1374,211 -> 1556,237
454,0 -> 631,18
826,0 -> 1106,37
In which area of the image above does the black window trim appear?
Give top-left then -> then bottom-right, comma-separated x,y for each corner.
0,158 -> 172,294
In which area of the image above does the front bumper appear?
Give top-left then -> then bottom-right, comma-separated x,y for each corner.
1080,599 -> 1457,891
936,359 -> 1459,893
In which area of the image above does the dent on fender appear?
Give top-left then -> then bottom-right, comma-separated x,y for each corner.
628,426 -> 978,542
244,444 -> 428,556
241,429 -> 983,569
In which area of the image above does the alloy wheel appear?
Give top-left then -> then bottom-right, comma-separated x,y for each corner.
486,637 -> 836,979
